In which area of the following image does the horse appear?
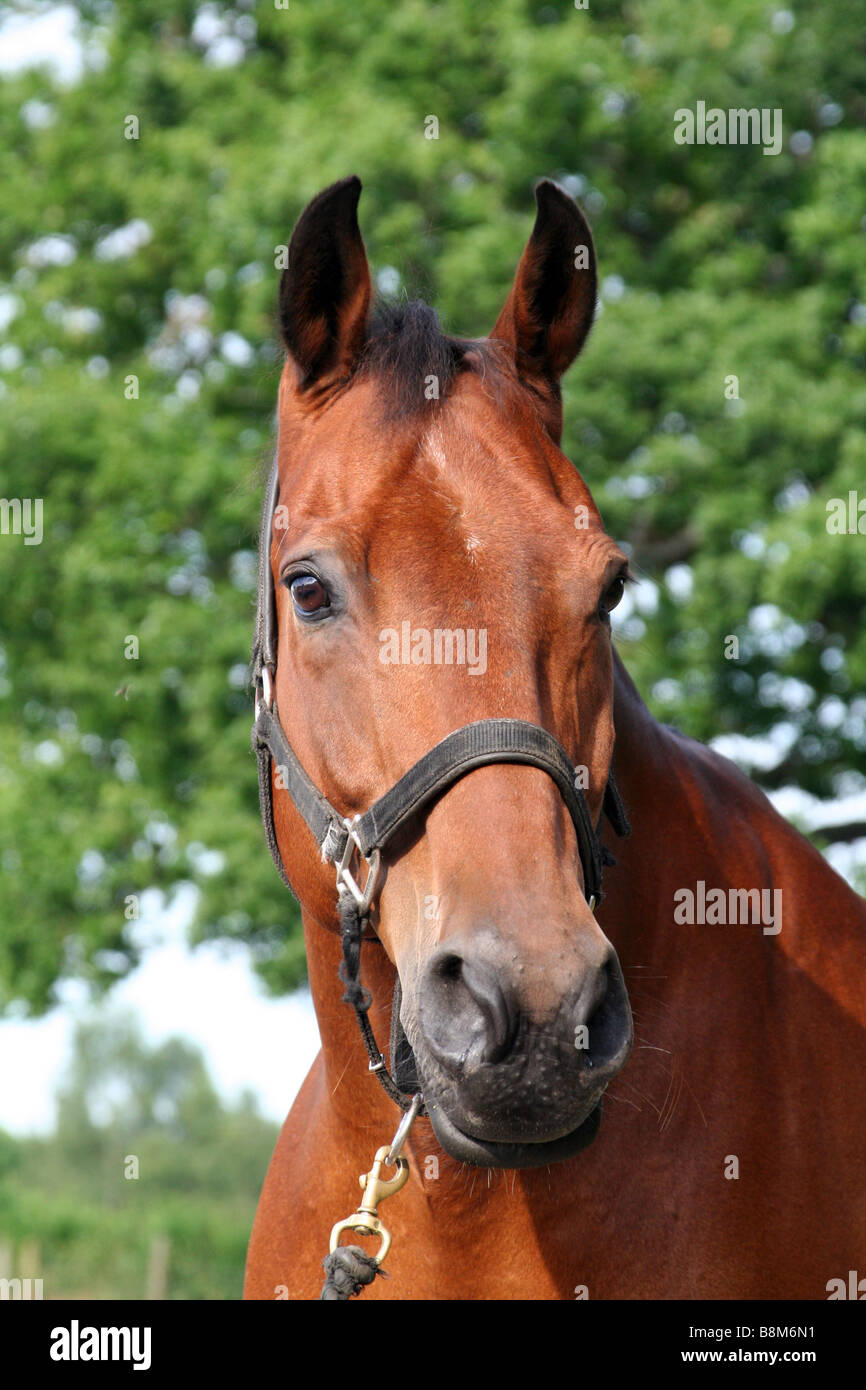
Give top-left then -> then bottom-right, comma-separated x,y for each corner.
244,176 -> 866,1300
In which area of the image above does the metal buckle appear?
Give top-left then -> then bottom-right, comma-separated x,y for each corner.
254,665 -> 274,720
335,816 -> 381,915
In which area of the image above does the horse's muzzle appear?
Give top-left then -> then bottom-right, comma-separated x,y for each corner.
406,935 -> 634,1167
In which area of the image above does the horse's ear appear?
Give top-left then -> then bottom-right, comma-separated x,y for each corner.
279,175 -> 371,391
490,180 -> 597,385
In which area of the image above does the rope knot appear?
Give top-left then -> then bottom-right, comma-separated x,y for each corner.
321,1246 -> 386,1300
338,969 -> 373,1012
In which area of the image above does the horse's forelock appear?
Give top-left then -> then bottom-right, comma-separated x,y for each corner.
358,300 -> 480,419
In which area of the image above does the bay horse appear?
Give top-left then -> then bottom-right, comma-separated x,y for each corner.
244,176 -> 866,1300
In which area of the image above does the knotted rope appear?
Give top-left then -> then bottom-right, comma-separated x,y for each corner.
321,1246 -> 386,1300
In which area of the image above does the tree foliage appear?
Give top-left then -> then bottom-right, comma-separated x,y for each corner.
1,0 -> 864,1012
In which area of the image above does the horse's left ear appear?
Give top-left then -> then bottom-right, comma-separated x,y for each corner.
490,180 -> 597,387
279,175 -> 371,392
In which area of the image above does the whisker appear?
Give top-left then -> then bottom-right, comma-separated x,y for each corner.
604,1089 -> 641,1111
628,992 -> 675,1014
659,1068 -> 684,1134
330,1057 -> 353,1097
681,1072 -> 709,1128
613,1075 -> 662,1118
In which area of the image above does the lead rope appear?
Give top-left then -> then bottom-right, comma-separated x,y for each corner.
321,1093 -> 423,1299
336,887 -> 425,1113
321,855 -> 424,1298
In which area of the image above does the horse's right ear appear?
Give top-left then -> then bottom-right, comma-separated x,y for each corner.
279,175 -> 371,392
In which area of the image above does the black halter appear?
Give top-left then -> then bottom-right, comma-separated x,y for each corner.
251,464 -> 630,1111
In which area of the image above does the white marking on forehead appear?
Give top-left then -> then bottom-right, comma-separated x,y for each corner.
420,419 -> 483,544
420,417 -> 450,473
419,414 -> 480,475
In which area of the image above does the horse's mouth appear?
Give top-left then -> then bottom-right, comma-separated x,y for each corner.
424,1091 -> 604,1169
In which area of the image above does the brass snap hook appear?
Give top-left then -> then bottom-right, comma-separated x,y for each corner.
329,1146 -> 410,1267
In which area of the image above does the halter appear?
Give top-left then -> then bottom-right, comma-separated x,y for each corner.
250,462 -> 630,1114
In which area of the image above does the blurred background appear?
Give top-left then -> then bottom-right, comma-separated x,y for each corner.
1,0 -> 864,1298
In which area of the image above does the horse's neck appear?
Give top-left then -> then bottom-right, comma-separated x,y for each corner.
608,650 -> 866,1021
610,650 -> 671,798
608,651 -> 688,841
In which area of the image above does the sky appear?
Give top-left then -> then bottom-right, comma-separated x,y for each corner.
0,5 -> 86,85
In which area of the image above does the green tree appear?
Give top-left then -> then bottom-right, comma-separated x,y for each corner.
1,0 -> 864,1013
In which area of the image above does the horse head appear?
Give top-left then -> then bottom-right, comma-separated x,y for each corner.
261,175 -> 633,1168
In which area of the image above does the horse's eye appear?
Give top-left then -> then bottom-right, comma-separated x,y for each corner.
599,575 -> 625,619
289,573 -> 330,617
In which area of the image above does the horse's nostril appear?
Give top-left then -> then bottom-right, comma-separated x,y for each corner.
435,952 -> 463,983
420,948 -> 516,1071
580,954 -> 633,1078
419,941 -> 632,1087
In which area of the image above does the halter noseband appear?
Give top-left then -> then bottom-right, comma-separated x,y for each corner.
251,465 -> 630,1112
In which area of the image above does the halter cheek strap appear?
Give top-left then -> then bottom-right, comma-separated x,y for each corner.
250,466 -> 630,1112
